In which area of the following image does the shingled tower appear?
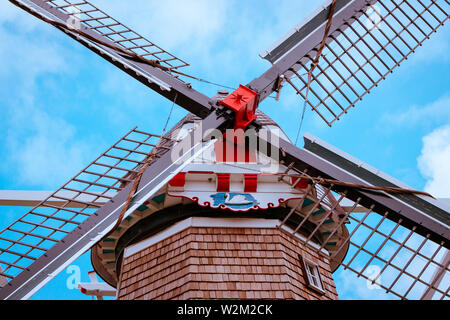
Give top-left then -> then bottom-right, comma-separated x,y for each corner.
90,112 -> 343,300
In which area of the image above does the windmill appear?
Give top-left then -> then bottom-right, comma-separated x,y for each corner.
0,0 -> 448,300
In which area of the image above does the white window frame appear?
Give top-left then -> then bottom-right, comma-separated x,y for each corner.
299,255 -> 325,295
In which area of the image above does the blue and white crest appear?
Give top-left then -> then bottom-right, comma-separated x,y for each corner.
210,193 -> 259,211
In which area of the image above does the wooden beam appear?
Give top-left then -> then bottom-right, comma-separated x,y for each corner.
0,190 -> 115,208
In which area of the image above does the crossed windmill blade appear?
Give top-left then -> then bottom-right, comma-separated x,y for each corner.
0,0 -> 449,300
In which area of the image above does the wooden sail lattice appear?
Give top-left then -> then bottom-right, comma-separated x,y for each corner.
0,128 -> 167,284
42,0 -> 190,73
280,0 -> 449,126
279,171 -> 449,300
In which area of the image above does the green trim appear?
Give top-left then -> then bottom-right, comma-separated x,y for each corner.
302,198 -> 314,208
137,204 -> 149,212
312,207 -> 326,216
152,194 -> 166,204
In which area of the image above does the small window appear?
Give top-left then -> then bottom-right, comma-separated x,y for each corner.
299,255 -> 325,294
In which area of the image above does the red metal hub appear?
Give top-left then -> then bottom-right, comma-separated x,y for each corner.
219,85 -> 258,130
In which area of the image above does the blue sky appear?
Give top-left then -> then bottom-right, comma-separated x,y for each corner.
0,0 -> 449,300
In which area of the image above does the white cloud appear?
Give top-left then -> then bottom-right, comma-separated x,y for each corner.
382,94 -> 450,128
0,2 -> 94,189
4,104 -> 94,189
335,239 -> 447,299
409,23 -> 450,64
0,2 -> 76,92
335,267 -> 393,300
0,30 -> 68,86
92,0 -> 229,51
88,0 -> 318,78
417,125 -> 450,198
0,1 -> 41,30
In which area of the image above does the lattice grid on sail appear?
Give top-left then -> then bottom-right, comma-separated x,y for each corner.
42,0 -> 189,73
285,0 -> 449,126
0,127 -> 168,284
279,174 -> 449,300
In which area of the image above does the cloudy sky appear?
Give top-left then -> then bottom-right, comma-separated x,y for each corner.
0,0 -> 449,300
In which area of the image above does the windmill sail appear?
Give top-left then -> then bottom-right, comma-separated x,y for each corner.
0,127 -> 161,298
0,117 -> 224,300
10,0 -> 213,118
250,0 -> 450,126
274,133 -> 449,299
30,0 -> 190,71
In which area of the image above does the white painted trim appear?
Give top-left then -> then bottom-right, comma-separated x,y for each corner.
124,217 -> 327,258
78,282 -> 116,297
124,217 -> 195,257
191,217 -> 280,229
